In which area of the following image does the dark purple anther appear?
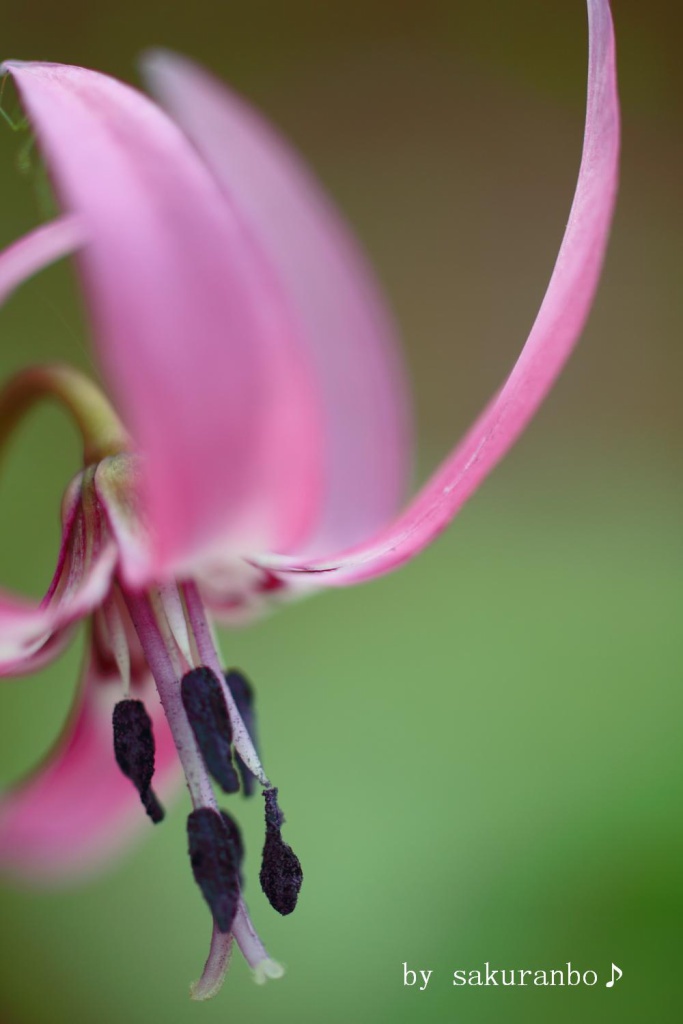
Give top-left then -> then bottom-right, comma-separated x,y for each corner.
187,808 -> 241,933
112,699 -> 165,823
181,667 -> 240,794
259,788 -> 303,916
224,669 -> 259,797
220,810 -> 245,888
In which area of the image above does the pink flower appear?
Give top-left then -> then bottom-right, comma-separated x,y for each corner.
0,0 -> 618,1001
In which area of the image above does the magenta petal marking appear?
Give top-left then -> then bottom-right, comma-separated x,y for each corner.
143,49 -> 411,557
0,215 -> 86,304
4,61 -> 322,583
0,649 -> 179,882
254,0 -> 620,585
0,470 -> 117,674
0,544 -> 116,673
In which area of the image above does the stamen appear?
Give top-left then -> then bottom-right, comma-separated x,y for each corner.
181,667 -> 241,794
187,808 -> 240,933
125,592 -> 216,809
260,788 -> 303,916
112,699 -> 165,823
126,589 -> 284,989
224,669 -> 259,796
220,811 -> 245,887
182,581 -> 270,787
232,899 -> 286,982
148,589 -> 183,678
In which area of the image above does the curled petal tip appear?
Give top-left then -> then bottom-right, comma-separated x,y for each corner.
255,0 -> 620,586
0,217 -> 86,312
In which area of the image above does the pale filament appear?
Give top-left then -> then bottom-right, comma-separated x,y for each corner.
100,590 -> 131,694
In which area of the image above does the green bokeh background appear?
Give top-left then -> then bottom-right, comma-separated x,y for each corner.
0,2 -> 681,1022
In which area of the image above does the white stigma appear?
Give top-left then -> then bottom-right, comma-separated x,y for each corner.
253,958 -> 286,985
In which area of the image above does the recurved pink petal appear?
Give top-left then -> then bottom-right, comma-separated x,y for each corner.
254,0 -> 619,585
0,543 -> 116,675
0,215 -> 86,305
0,474 -> 116,674
0,624 -> 76,678
143,50 -> 411,557
0,645 -> 180,882
3,61 -> 322,585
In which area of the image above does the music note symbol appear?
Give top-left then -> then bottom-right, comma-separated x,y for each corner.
606,963 -> 623,988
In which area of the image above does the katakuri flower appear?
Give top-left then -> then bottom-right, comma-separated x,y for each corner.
0,0 -> 619,1001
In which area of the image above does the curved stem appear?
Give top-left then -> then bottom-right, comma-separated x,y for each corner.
0,363 -> 129,467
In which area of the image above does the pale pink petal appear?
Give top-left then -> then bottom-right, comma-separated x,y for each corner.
253,0 -> 620,585
93,456 -> 153,589
143,50 -> 411,557
0,215 -> 86,305
3,61 -> 323,585
0,624 -> 76,678
0,645 -> 180,882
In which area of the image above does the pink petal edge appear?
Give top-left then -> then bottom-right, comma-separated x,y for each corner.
0,643 -> 180,883
254,0 -> 620,585
0,215 -> 86,305
3,60 -> 323,585
143,50 -> 412,559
